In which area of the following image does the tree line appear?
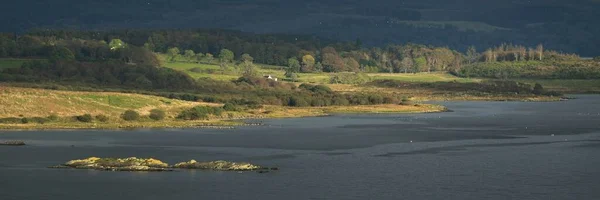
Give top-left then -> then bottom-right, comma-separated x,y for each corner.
0,29 -> 467,74
1,29 -> 599,79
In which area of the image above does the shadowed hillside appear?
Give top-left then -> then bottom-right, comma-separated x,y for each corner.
2,0 -> 600,56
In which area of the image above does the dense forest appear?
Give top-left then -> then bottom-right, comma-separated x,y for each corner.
3,0 -> 600,57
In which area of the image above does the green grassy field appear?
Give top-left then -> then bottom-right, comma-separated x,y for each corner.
162,62 -> 241,81
163,61 -> 330,83
163,61 -> 599,93
5,57 -> 597,94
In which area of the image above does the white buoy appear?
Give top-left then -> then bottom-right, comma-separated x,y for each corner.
410,140 -> 413,143
551,134 -> 555,136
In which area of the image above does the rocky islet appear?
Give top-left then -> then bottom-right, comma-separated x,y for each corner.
49,157 -> 276,173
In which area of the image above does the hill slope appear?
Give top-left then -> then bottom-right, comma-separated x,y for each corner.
3,0 -> 600,55
0,86 -> 211,118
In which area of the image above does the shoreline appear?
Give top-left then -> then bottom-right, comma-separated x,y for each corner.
0,104 -> 448,131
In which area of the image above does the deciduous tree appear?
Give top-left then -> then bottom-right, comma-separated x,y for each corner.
167,47 -> 180,62
287,57 -> 300,73
109,39 -> 126,51
301,54 -> 316,72
219,49 -> 234,63
184,50 -> 195,62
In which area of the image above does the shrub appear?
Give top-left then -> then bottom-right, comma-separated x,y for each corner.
21,118 -> 29,124
30,117 -> 50,124
95,115 -> 109,122
246,102 -> 263,109
532,83 -> 545,95
177,106 -> 224,120
383,96 -> 398,104
202,96 -> 218,103
0,117 -> 24,124
212,107 -> 223,116
288,96 -> 309,107
47,114 -> 59,121
76,114 -> 93,122
222,103 -> 239,111
300,84 -> 332,94
544,91 -> 562,96
189,67 -> 205,73
310,98 -> 327,107
149,109 -> 166,121
285,72 -> 299,81
329,73 -> 371,84
177,109 -> 208,120
400,97 -> 413,106
332,96 -> 350,106
349,95 -> 370,105
368,95 -> 384,104
121,110 -> 140,121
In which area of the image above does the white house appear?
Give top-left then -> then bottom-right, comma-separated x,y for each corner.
264,75 -> 278,81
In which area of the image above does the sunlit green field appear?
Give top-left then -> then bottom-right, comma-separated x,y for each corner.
137,60 -> 600,94
163,62 -> 238,81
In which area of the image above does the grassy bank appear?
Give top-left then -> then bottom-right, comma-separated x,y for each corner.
0,86 -> 447,130
0,86 -> 214,118
0,104 -> 447,130
244,104 -> 447,119
0,120 -> 242,130
514,79 -> 600,94
328,84 -> 562,102
368,72 -> 480,83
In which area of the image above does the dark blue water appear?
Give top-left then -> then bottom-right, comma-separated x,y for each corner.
1,95 -> 600,200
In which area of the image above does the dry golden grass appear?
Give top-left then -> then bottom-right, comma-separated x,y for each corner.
0,86 -> 217,118
322,104 -> 447,113
245,104 -> 447,119
0,119 -> 240,130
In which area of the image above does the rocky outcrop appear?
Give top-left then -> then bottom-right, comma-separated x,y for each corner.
51,157 -> 172,171
172,160 -> 263,171
50,157 -> 274,172
0,140 -> 25,146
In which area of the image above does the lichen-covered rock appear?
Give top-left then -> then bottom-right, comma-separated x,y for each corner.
51,157 -> 272,173
172,160 -> 262,171
59,157 -> 170,171
65,157 -> 101,166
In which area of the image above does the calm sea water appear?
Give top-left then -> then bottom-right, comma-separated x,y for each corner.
1,95 -> 600,200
